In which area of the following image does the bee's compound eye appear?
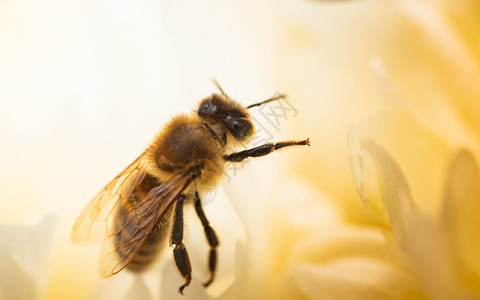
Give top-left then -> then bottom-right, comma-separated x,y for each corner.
230,118 -> 253,140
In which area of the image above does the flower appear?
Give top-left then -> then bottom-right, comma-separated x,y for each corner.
344,1 -> 480,298
265,0 -> 480,298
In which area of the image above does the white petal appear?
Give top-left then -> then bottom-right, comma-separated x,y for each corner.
160,259 -> 209,300
124,276 -> 154,300
0,214 -> 57,300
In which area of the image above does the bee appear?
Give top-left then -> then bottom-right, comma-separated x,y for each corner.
71,81 -> 310,294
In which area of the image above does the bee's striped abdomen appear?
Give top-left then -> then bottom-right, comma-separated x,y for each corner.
114,173 -> 172,272
126,216 -> 169,272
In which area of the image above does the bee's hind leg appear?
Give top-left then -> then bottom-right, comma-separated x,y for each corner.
171,194 -> 192,295
194,192 -> 219,287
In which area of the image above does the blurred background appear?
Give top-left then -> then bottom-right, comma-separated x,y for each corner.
1,0 -> 479,299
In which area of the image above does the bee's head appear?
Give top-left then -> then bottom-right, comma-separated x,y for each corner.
197,93 -> 254,142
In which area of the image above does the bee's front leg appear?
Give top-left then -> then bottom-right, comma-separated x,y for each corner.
171,194 -> 192,295
223,139 -> 310,162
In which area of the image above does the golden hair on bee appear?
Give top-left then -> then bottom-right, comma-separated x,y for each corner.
147,113 -> 225,192
71,82 -> 310,294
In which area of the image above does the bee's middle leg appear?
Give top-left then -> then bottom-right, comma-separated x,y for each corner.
194,192 -> 219,287
171,194 -> 191,295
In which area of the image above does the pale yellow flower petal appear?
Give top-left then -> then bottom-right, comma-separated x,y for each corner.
293,258 -> 425,300
349,134 -> 450,298
349,133 -> 414,252
350,108 -> 453,216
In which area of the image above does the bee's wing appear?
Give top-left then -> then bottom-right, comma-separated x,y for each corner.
71,151 -> 149,245
98,169 -> 195,277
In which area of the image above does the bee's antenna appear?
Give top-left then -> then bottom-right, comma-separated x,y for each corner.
211,78 -> 226,95
247,94 -> 286,109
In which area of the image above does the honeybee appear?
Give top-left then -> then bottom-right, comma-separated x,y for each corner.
71,81 -> 310,294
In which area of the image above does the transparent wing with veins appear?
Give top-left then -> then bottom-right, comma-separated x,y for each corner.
71,151 -> 150,245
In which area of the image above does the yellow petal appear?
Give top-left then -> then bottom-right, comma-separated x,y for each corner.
288,225 -> 388,267
350,134 -> 456,299
349,133 -> 415,251
293,258 -> 425,300
350,108 -> 453,216
441,149 -> 480,293
387,1 -> 480,153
